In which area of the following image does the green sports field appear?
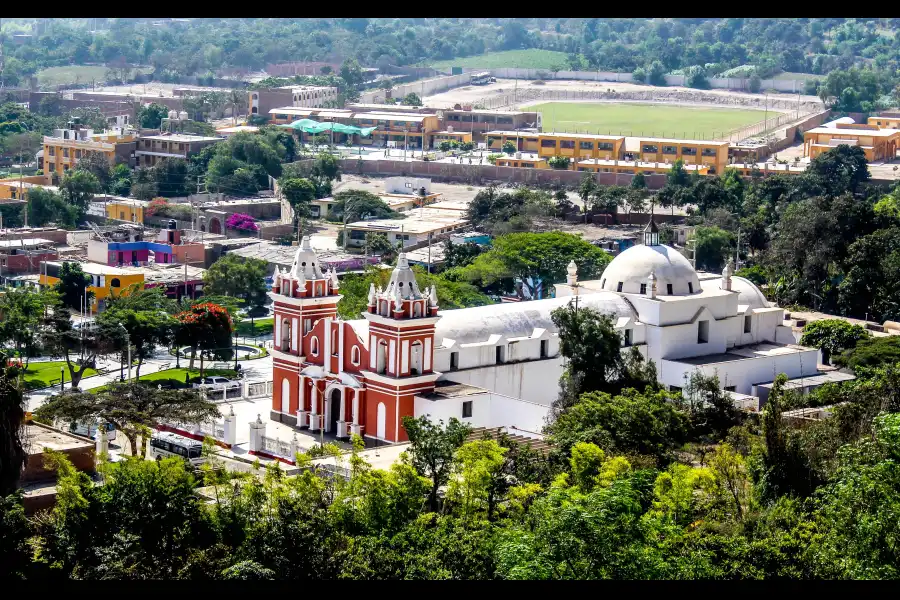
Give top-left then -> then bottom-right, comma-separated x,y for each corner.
531,102 -> 767,139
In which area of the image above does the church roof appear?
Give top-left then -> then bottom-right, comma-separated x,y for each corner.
434,292 -> 635,347
598,243 -> 701,296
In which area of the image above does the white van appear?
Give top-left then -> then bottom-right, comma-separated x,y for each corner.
149,431 -> 205,467
69,421 -> 117,442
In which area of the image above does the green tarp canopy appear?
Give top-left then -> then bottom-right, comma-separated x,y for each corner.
281,119 -> 375,137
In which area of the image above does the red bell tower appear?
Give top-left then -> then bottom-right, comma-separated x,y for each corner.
360,253 -> 441,443
269,236 -> 341,427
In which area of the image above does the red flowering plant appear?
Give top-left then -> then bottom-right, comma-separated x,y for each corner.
174,302 -> 234,375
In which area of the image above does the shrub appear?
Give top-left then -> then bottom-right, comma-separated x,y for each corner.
225,212 -> 259,232
632,66 -> 647,84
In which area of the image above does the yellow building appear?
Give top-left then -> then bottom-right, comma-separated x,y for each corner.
635,138 -> 730,175
537,133 -> 626,161
39,261 -> 144,313
803,123 -> 900,162
429,130 -> 473,148
105,199 -> 148,224
575,159 -> 710,176
869,115 -> 900,129
486,131 -> 541,153
43,128 -> 137,182
495,155 -> 548,169
0,177 -> 57,202
728,162 -> 807,177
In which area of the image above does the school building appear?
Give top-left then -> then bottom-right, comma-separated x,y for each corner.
537,133 -> 626,161
633,138 -> 730,175
803,122 -> 900,162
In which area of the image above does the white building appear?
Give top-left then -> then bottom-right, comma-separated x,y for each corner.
265,223 -> 843,448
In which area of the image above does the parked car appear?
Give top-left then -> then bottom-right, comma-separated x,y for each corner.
192,376 -> 240,390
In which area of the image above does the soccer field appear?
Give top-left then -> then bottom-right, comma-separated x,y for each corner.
531,102 -> 767,139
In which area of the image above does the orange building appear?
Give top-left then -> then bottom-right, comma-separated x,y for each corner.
635,138 -> 730,175
537,133 -> 626,161
803,123 -> 900,162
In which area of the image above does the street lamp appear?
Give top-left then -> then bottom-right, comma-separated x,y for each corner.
117,323 -> 131,382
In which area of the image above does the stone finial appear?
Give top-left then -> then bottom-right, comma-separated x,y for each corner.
648,270 -> 657,299
229,405 -> 235,417
429,284 -> 438,306
256,414 -> 262,424
394,288 -> 403,312
367,282 -> 376,305
722,259 -> 734,291
566,260 -> 578,286
397,253 -> 409,269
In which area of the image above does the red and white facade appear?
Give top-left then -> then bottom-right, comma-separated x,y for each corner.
270,237 -> 441,443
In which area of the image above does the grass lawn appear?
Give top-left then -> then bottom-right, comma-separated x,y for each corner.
430,49 -> 569,71
138,367 -> 238,385
531,102 -> 766,138
22,361 -> 97,390
36,65 -> 152,89
236,317 -> 273,337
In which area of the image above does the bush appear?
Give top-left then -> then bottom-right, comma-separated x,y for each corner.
548,156 -> 571,170
686,66 -> 709,89
647,60 -> 667,86
748,74 -> 762,94
632,66 -> 647,84
486,153 -> 503,165
502,141 -> 517,155
804,79 -> 821,96
835,336 -> 900,371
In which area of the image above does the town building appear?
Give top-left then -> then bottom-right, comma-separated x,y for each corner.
486,131 -> 540,153
19,420 -> 96,515
42,121 -> 137,181
93,197 -> 149,224
537,133 -> 626,161
868,113 -> 900,129
442,108 -> 541,142
803,122 -> 900,162
40,261 -> 144,313
494,153 -> 548,169
0,178 -> 57,202
249,86 -> 339,117
0,238 -> 59,275
268,221 -> 852,445
633,138 -> 731,175
344,208 -> 467,250
135,133 -> 222,168
215,125 -> 260,138
87,221 -> 205,268
575,158 -> 710,176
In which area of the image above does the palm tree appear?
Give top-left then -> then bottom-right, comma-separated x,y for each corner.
229,89 -> 248,126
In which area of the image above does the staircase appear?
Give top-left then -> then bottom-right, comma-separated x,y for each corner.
466,426 -> 551,454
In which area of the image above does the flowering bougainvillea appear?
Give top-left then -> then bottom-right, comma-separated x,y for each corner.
174,302 -> 234,366
226,213 -> 259,232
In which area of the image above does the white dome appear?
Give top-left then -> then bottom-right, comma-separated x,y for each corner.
731,276 -> 770,310
599,244 -> 700,296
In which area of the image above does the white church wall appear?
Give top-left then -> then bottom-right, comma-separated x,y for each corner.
656,317 -> 729,361
415,391 -> 550,434
440,358 -> 565,406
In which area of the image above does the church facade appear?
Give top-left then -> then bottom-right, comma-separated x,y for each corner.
270,225 -> 838,445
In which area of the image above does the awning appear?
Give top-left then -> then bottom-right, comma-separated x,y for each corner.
280,119 -> 375,137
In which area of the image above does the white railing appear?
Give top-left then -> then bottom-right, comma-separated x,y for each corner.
261,435 -> 292,459
246,381 -> 270,399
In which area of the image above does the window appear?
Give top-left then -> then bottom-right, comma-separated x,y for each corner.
640,283 -> 647,295
310,337 -> 320,356
540,339 -> 548,358
724,385 -> 736,392
462,401 -> 473,418
669,385 -> 682,393
304,318 -> 312,334
698,320 -> 709,344
667,283 -> 673,295
642,144 -> 658,153
688,282 -> 694,294
579,141 -> 594,150
541,139 -> 557,148
681,147 -> 697,156
450,351 -> 459,371
616,282 -> 623,292
350,346 -> 361,366
744,315 -> 752,333
48,147 -> 55,156
597,142 -> 614,151
110,278 -> 120,288
623,329 -> 633,347
702,148 -> 718,157
62,148 -> 69,158
662,145 -> 677,154
75,149 -> 81,158
496,345 -> 505,364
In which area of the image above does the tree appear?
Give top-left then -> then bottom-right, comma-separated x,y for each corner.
748,73 -> 762,93
502,141 -> 517,155
174,302 -> 233,373
647,60 -> 667,86
328,190 -> 404,222
96,284 -> 175,378
548,156 -> 570,170
630,172 -> 647,190
623,189 -> 647,217
692,226 -> 734,272
54,262 -> 94,311
402,93 -> 423,107
73,151 -> 115,193
549,305 -> 627,411
836,336 -> 900,371
130,167 -> 158,201
799,319 -> 869,364
475,232 -> 612,300
137,103 -> 170,129
36,381 -> 219,458
40,295 -> 114,390
401,415 -> 470,512
279,177 -> 317,219
225,213 -> 259,233
667,159 -> 691,187
0,354 -> 26,496
150,157 -> 192,198
0,288 -> 54,361
59,169 -> 100,214
27,187 -> 78,228
806,144 -> 870,196
446,440 -> 508,522
203,254 -> 269,319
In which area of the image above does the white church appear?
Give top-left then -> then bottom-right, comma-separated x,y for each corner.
267,222 -> 843,445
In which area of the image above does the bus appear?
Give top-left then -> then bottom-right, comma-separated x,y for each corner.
149,431 -> 205,467
69,421 -> 117,442
470,72 -> 494,86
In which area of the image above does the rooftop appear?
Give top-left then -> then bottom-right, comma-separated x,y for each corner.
576,159 -> 709,170
0,238 -> 55,249
44,261 -> 131,276
540,132 -> 625,140
675,343 -> 815,366
117,263 -> 207,284
637,137 -> 731,146
421,380 -> 490,400
807,126 -> 900,137
139,134 -> 223,143
25,422 -> 92,454
757,372 -> 856,391
485,130 -> 541,137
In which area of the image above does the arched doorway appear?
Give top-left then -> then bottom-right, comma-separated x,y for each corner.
281,378 -> 290,413
209,217 -> 222,235
410,341 -> 423,375
376,402 -> 386,440
328,387 -> 342,434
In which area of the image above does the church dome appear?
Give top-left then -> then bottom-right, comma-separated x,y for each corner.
731,276 -> 770,310
599,244 -> 701,296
